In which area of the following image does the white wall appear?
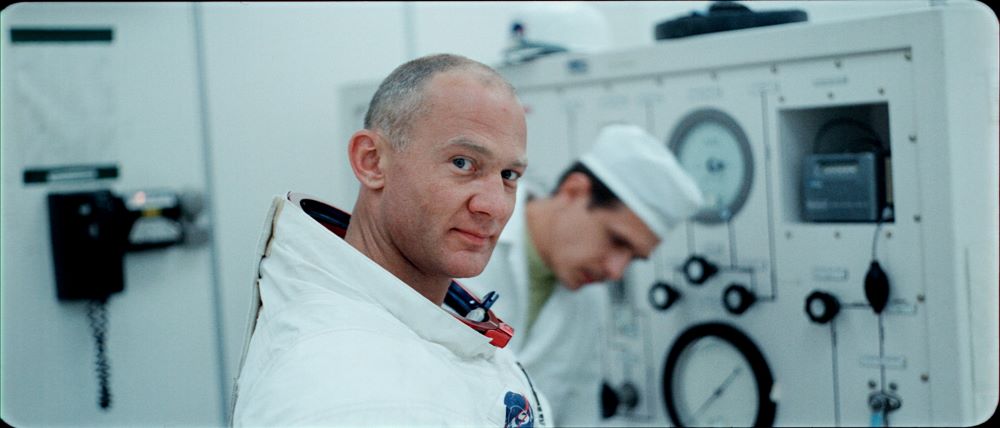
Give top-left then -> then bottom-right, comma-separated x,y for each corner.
1,1 -> 939,426
196,4 -> 409,409
1,3 -> 223,426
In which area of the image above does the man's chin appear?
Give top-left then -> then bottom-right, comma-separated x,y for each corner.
560,272 -> 588,290
446,256 -> 490,279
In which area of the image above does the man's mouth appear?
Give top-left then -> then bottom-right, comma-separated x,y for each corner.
454,228 -> 491,246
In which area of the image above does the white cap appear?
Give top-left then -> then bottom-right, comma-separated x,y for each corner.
579,124 -> 705,239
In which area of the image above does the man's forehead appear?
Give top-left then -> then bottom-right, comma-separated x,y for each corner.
426,69 -> 497,95
425,72 -> 522,116
432,67 -> 505,87
604,205 -> 660,253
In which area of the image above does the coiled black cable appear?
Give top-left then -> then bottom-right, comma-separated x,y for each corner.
86,299 -> 111,410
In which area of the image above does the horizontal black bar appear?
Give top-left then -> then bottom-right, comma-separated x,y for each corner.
10,28 -> 113,43
23,164 -> 119,184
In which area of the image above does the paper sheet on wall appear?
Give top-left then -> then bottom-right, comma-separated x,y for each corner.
9,44 -> 116,171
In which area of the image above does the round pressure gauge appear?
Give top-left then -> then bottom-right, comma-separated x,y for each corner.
668,109 -> 754,223
663,322 -> 776,427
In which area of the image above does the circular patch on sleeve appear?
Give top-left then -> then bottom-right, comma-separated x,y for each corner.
504,391 -> 534,428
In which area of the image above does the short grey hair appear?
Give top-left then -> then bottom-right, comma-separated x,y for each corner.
363,53 -> 516,150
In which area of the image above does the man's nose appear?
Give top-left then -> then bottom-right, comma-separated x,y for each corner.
468,177 -> 513,219
604,250 -> 632,281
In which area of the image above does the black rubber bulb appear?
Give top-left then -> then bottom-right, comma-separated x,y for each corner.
864,261 -> 890,314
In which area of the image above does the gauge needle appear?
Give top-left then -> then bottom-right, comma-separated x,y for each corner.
692,366 -> 744,420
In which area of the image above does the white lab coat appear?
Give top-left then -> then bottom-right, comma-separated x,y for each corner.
461,186 -> 611,427
230,196 -> 551,427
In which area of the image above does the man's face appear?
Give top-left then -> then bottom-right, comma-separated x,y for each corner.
380,70 -> 527,280
545,177 -> 660,289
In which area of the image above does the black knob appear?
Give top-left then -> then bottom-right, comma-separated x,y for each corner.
648,281 -> 682,311
805,290 -> 840,324
722,283 -> 755,315
682,255 -> 718,285
601,381 -> 619,418
618,382 -> 640,411
600,381 -> 641,419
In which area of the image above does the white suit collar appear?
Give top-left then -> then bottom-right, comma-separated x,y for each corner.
262,197 -> 496,359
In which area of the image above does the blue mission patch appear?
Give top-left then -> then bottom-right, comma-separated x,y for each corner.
504,391 -> 534,428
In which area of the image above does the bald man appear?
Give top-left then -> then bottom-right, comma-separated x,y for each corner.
231,54 -> 549,427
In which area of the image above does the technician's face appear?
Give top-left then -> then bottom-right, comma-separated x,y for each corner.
548,183 -> 660,289
381,70 -> 527,280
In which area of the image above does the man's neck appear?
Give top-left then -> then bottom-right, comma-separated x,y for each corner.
344,203 -> 450,306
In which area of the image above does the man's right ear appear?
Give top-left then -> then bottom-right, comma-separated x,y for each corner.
556,171 -> 592,202
347,130 -> 388,190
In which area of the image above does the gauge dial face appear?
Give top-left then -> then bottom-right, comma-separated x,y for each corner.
663,322 -> 776,427
672,337 -> 758,425
669,109 -> 754,223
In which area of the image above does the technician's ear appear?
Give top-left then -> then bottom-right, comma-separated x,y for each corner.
556,171 -> 592,203
347,130 -> 389,190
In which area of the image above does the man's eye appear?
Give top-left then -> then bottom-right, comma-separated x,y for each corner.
501,170 -> 521,181
452,157 -> 473,171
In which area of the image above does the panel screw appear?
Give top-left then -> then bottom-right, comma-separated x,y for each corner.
834,231 -> 841,239
869,380 -> 877,389
914,214 -> 921,223
909,134 -> 917,143
917,294 -> 925,303
771,64 -> 778,74
878,88 -> 885,95
905,52 -> 912,61
835,59 -> 842,68
828,92 -> 835,99
785,231 -> 792,239
710,71 -> 718,80
885,231 -> 893,239
779,96 -> 785,103
921,373 -> 929,382
889,382 -> 898,391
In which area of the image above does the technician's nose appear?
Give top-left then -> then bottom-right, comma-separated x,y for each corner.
605,250 -> 632,281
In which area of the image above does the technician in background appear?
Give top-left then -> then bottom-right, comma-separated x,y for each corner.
462,124 -> 704,426
230,53 -> 551,426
